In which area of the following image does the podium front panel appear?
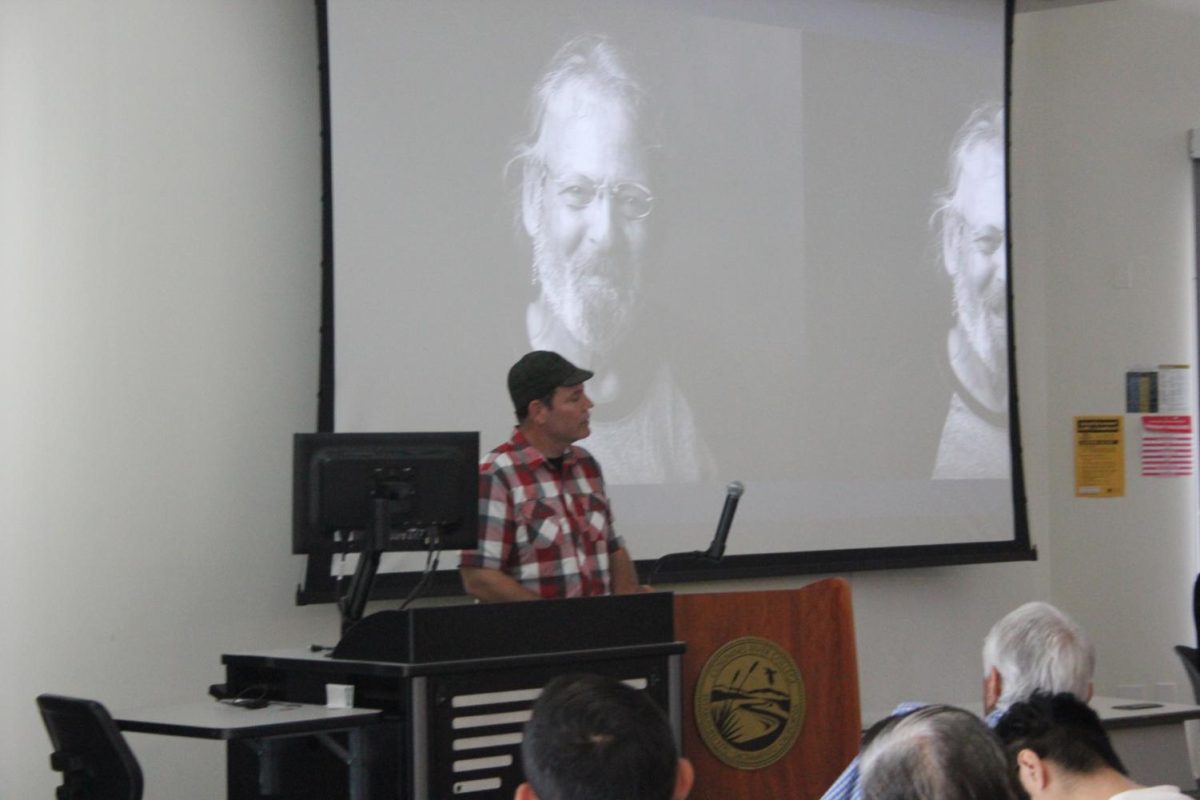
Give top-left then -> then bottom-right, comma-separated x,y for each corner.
415,652 -> 680,799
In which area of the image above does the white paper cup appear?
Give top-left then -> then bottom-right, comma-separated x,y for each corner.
325,683 -> 355,709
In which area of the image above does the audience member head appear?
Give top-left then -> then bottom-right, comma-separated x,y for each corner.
861,705 -> 1018,800
517,673 -> 693,800
982,602 -> 1095,715
994,692 -> 1131,800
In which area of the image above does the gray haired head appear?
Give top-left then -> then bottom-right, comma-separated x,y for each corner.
862,705 -> 1018,800
933,101 -> 1004,226
982,601 -> 1094,714
513,34 -> 659,177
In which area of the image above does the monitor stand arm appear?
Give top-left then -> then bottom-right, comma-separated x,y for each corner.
338,497 -> 389,635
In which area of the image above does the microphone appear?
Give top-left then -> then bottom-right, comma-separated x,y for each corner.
704,481 -> 745,561
645,481 -> 746,584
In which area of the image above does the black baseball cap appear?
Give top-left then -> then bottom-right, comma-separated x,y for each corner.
508,351 -> 594,415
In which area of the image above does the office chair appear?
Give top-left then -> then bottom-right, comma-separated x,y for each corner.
1174,646 -> 1200,791
1193,573 -> 1200,648
36,694 -> 143,800
1177,645 -> 1200,704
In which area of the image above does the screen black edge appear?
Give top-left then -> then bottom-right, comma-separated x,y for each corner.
301,0 -> 1032,608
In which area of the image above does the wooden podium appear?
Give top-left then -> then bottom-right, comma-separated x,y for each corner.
674,578 -> 861,800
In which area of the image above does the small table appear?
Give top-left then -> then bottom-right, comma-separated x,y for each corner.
114,700 -> 382,800
1090,696 -> 1200,788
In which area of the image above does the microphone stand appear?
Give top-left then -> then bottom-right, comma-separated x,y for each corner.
646,482 -> 743,585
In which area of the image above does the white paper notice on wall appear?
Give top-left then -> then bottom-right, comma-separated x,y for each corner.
1157,364 -> 1190,413
1141,415 -> 1194,477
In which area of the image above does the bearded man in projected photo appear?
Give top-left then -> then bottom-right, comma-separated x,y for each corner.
513,34 -> 713,485
933,103 -> 1010,479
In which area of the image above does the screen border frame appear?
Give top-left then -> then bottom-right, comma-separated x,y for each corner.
297,0 -> 1033,606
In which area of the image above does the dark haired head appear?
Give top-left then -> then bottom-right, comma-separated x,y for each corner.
508,350 -> 593,422
993,692 -> 1126,777
519,673 -> 687,800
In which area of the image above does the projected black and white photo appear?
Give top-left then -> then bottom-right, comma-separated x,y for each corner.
323,0 -> 1024,575
511,34 -> 714,485
932,103 -> 1009,480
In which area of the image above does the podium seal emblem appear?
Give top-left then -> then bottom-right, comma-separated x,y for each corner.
694,636 -> 805,769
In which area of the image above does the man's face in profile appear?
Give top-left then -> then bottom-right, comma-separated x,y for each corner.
947,140 -> 1006,375
524,79 -> 651,356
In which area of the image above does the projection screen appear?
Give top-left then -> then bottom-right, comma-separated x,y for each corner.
301,0 -> 1030,602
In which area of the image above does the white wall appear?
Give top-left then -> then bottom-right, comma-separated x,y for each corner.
847,0 -> 1200,719
0,2 -> 333,797
0,1 -> 1196,798
1013,0 -> 1200,699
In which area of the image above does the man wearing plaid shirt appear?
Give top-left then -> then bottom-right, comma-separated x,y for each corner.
460,351 -> 643,601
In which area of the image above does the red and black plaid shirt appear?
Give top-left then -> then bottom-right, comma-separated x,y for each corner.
459,429 -> 623,598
